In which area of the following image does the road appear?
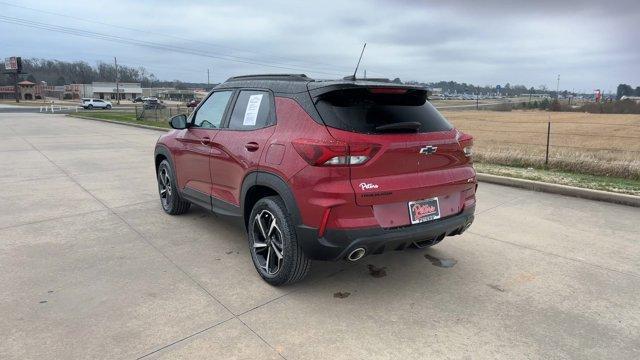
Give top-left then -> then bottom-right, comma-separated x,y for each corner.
1,113 -> 639,359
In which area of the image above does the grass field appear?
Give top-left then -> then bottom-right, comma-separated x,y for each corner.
442,110 -> 640,180
475,163 -> 640,196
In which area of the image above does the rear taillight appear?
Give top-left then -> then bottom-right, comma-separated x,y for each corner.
292,139 -> 380,166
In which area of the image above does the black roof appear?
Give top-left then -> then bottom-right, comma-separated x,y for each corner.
215,74 -> 426,95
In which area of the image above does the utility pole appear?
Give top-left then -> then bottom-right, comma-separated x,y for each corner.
529,87 -> 533,103
364,69 -> 367,79
13,72 -> 19,103
114,57 -> 120,104
556,74 -> 560,99
207,68 -> 210,86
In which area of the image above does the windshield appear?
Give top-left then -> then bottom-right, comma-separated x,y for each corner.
314,88 -> 453,134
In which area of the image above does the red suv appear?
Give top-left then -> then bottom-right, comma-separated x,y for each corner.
154,74 -> 476,285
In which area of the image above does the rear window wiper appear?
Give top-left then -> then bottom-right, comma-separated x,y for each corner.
374,121 -> 421,132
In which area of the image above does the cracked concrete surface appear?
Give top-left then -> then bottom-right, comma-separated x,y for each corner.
1,113 -> 639,359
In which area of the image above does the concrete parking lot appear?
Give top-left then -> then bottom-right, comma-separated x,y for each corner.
1,113 -> 639,359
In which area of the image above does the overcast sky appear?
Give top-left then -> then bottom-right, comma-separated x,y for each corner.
1,0 -> 638,93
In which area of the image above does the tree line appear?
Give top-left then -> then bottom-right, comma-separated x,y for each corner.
0,58 -> 212,89
616,84 -> 640,99
403,79 -> 565,96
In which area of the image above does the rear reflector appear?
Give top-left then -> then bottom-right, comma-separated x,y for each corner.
318,207 -> 331,237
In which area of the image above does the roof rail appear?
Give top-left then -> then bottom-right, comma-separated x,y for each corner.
226,74 -> 312,82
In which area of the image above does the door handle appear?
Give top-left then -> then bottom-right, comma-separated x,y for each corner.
245,142 -> 259,152
200,137 -> 211,146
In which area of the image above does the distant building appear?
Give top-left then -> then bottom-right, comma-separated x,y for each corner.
64,84 -> 85,99
142,87 -> 198,101
85,82 -> 142,100
64,82 -> 141,100
0,81 -> 62,100
0,86 -> 13,100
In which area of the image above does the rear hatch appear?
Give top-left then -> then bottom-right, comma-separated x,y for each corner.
312,85 -> 474,225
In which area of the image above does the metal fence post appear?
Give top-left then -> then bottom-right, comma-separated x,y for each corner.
545,121 -> 551,166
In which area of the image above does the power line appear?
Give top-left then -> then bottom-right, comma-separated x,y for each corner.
0,15 -> 346,77
0,1 -> 360,75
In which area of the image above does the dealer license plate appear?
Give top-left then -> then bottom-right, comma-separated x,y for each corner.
408,197 -> 441,224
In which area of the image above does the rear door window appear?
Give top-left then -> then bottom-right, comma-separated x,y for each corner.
227,90 -> 272,130
314,88 -> 452,134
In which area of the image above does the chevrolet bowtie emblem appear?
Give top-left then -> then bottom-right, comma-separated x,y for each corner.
419,146 -> 438,155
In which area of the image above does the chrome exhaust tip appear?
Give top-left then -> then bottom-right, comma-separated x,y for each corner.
347,247 -> 366,262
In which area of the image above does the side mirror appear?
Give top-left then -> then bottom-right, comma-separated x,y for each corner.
169,114 -> 188,129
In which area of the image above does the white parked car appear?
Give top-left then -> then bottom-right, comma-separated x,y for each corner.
82,98 -> 112,110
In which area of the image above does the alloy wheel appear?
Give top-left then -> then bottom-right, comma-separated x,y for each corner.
159,167 -> 172,208
251,210 -> 284,275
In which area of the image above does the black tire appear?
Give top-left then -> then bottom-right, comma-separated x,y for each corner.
157,159 -> 190,215
106,105 -> 112,110
248,196 -> 311,285
87,104 -> 93,109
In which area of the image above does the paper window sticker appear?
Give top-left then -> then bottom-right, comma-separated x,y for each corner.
243,94 -> 264,126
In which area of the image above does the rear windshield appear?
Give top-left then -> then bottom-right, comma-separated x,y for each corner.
314,88 -> 452,134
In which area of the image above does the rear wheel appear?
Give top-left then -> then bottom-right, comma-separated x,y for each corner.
248,196 -> 310,285
87,104 -> 93,110
157,160 -> 190,215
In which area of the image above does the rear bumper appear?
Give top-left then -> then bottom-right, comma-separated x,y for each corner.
296,205 -> 475,261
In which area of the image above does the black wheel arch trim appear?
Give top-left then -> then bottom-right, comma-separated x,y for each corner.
154,144 -> 174,172
240,171 -> 302,229
154,144 -> 182,196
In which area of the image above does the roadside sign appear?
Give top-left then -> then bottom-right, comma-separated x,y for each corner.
4,57 -> 17,70
4,57 -> 22,72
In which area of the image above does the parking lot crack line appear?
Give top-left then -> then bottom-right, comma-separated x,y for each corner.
0,208 -> 109,231
468,230 -> 640,279
237,267 -> 349,318
19,136 -> 110,209
110,208 -> 290,359
111,199 -> 159,210
135,317 -> 235,359
474,195 -> 527,216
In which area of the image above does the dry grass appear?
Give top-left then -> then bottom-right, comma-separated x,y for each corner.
441,110 -> 640,179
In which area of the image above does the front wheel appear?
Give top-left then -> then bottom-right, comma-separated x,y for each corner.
248,196 -> 311,285
157,159 -> 190,215
105,105 -> 112,110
